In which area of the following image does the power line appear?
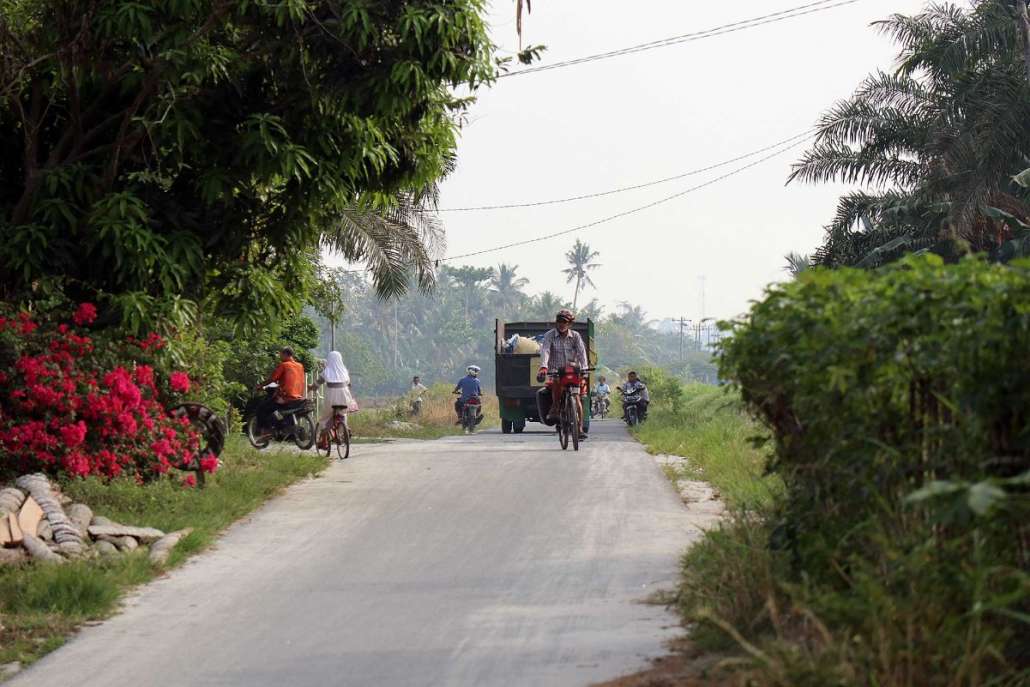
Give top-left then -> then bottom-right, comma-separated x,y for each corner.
440,135 -> 813,262
435,130 -> 813,212
498,0 -> 863,78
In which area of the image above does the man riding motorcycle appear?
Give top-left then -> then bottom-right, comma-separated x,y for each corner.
453,365 -> 483,424
537,309 -> 589,440
619,371 -> 650,421
255,347 -> 307,435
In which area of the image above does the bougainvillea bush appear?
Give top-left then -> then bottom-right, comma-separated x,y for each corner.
0,304 -> 215,482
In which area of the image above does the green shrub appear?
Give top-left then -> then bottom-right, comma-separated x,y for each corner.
716,255 -> 1030,676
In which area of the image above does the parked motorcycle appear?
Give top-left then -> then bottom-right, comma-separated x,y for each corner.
620,388 -> 646,427
245,383 -> 316,450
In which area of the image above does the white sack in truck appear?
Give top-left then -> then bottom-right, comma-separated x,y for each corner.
513,336 -> 541,354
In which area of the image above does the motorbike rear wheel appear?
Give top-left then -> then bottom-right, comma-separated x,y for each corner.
293,414 -> 316,450
626,406 -> 638,427
246,416 -> 271,449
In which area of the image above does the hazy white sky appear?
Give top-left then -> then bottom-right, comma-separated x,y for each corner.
432,0 -> 933,321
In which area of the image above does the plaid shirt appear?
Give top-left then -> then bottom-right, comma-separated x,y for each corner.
539,328 -> 588,370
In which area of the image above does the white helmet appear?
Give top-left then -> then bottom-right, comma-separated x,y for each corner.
467,365 -> 481,377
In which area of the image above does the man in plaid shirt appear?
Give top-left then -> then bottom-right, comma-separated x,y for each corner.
537,308 -> 588,439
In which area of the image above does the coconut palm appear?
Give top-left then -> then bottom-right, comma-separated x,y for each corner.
490,263 -> 530,315
562,240 -> 601,310
790,1 -> 1030,268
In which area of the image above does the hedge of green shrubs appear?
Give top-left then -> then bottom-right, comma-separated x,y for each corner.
718,255 -> 1029,671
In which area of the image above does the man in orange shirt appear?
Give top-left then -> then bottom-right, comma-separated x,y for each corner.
255,347 -> 306,433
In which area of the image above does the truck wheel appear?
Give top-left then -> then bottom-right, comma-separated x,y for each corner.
513,419 -> 526,433
502,420 -> 513,434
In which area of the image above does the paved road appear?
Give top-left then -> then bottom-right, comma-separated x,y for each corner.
12,420 -> 704,687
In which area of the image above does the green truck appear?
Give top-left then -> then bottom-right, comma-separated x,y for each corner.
494,319 -> 596,434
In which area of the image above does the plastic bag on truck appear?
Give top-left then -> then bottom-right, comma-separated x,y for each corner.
513,336 -> 541,354
536,387 -> 557,426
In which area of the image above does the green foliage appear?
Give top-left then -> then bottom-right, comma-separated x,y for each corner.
634,384 -> 778,508
0,0 -> 501,327
792,1 -> 1030,268
715,255 -> 1030,679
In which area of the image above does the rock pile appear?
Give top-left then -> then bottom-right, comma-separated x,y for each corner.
0,473 -> 191,566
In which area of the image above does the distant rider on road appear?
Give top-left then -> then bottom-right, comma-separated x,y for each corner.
537,309 -> 589,440
453,365 -> 482,424
619,371 -> 650,421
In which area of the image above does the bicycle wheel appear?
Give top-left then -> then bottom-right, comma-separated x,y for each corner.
558,397 -> 570,450
317,427 -> 332,458
293,414 -> 316,450
336,424 -> 351,460
571,397 -> 580,452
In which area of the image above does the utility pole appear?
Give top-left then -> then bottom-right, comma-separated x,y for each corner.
677,317 -> 687,362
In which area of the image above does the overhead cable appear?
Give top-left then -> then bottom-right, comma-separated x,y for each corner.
498,0 -> 863,78
436,130 -> 814,211
440,136 -> 813,262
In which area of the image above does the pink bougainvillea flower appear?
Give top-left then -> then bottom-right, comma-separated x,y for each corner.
182,474 -> 198,488
199,453 -> 219,473
134,364 -> 155,389
169,371 -> 191,394
59,421 -> 87,448
72,303 -> 97,326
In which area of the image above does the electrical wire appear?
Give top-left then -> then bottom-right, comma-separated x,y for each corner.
439,135 -> 813,262
498,0 -> 863,78
435,130 -> 814,212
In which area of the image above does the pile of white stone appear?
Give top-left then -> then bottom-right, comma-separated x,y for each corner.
0,473 -> 191,566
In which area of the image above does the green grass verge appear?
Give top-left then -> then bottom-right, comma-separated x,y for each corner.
0,436 -> 326,669
632,383 -> 779,508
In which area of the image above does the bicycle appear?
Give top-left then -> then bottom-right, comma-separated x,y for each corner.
546,366 -> 594,451
318,405 -> 351,460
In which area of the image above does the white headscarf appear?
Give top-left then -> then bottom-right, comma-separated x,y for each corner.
324,351 -> 350,384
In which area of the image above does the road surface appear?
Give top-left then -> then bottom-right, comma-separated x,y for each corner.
11,420 -> 706,687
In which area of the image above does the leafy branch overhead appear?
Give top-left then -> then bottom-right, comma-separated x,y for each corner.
0,0 -> 503,331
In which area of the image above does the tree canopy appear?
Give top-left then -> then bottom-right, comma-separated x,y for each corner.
791,0 -> 1030,268
0,0 -> 498,330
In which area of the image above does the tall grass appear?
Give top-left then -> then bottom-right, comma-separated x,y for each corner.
633,383 -> 779,509
0,437 -> 325,668
349,383 -> 499,439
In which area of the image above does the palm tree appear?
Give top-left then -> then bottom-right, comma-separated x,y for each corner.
783,252 -> 811,277
490,263 -> 530,315
789,1 -> 1030,268
562,240 -> 601,310
532,291 -> 566,320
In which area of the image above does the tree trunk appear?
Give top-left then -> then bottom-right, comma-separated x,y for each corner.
329,319 -> 336,352
1019,0 -> 1030,85
572,276 -> 581,310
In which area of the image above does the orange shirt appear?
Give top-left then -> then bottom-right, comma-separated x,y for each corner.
271,360 -> 306,401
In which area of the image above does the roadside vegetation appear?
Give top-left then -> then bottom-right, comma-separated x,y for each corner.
633,383 -> 778,509
0,437 -> 325,669
349,384 -> 499,440
633,257 -> 1030,686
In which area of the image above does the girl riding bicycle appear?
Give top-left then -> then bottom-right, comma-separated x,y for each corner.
310,351 -> 355,449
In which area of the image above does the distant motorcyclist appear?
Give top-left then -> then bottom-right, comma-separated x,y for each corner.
453,365 -> 482,424
536,309 -> 588,439
255,347 -> 306,434
619,371 -> 650,421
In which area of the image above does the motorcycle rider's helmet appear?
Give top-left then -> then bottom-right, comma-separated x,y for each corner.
556,308 -> 575,323
467,365 -> 481,377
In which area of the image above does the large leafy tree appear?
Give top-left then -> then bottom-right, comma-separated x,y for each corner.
790,1 -> 1030,268
0,0 -> 496,330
